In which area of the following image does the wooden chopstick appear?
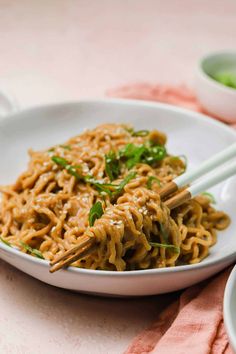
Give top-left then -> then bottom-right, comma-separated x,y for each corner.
49,235 -> 95,272
49,144 -> 236,273
50,242 -> 97,273
159,142 -> 236,200
50,235 -> 93,266
158,181 -> 178,199
164,189 -> 191,209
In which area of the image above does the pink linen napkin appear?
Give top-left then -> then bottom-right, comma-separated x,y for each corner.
107,83 -> 235,354
107,83 -> 236,129
125,269 -> 232,354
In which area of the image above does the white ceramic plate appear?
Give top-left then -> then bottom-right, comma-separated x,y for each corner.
224,265 -> 236,352
0,99 -> 235,296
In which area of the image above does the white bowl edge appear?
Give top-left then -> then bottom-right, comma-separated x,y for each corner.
224,265 -> 236,352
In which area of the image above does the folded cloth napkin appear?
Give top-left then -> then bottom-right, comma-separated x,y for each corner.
125,269 -> 233,354
108,83 -> 235,354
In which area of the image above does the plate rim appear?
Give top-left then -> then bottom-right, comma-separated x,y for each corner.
1,97 -> 236,140
0,241 -> 236,277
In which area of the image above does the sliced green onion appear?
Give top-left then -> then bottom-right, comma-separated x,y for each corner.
115,171 -> 137,194
52,156 -> 136,198
0,236 -> 11,247
124,127 -> 134,134
89,201 -> 104,226
170,154 -> 187,165
51,156 -> 82,179
123,144 -> 146,169
48,148 -> 55,153
119,143 -> 166,170
147,176 -> 161,189
20,241 -> 44,259
144,145 -> 166,164
170,155 -> 187,173
86,172 -> 136,197
51,156 -> 69,167
149,242 -> 180,253
86,178 -> 113,197
160,223 -> 169,243
201,192 -> 216,204
105,151 -> 120,181
132,130 -> 149,137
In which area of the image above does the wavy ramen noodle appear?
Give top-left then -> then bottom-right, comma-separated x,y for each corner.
0,124 -> 230,271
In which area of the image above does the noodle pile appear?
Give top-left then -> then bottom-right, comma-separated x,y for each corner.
0,124 -> 230,271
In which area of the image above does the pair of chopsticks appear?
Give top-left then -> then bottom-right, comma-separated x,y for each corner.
50,235 -> 97,273
162,142 -> 236,209
49,142 -> 236,273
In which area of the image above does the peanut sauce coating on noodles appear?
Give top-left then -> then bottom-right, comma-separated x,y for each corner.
0,124 -> 230,271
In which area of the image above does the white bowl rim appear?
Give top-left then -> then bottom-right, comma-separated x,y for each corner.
197,50 -> 236,95
224,265 -> 236,351
1,97 -> 236,277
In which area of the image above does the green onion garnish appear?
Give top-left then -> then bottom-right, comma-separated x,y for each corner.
124,127 -> 134,134
160,223 -> 169,243
201,192 -> 216,204
48,147 -> 55,153
170,155 -> 187,166
132,130 -> 149,137
89,171 -> 136,198
89,201 -> 104,226
20,241 -> 44,259
144,145 -> 167,164
114,171 -> 137,194
119,143 -> 166,169
51,156 -> 82,179
147,176 -> 161,189
60,145 -> 72,150
86,177 -> 113,197
105,151 -> 120,181
149,242 -> 180,253
119,143 -> 146,169
51,156 -> 136,198
0,236 -> 11,247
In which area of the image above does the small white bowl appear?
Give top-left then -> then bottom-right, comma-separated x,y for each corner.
224,265 -> 236,352
195,51 -> 236,124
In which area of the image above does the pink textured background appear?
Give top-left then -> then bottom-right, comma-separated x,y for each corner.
0,1 -> 236,353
